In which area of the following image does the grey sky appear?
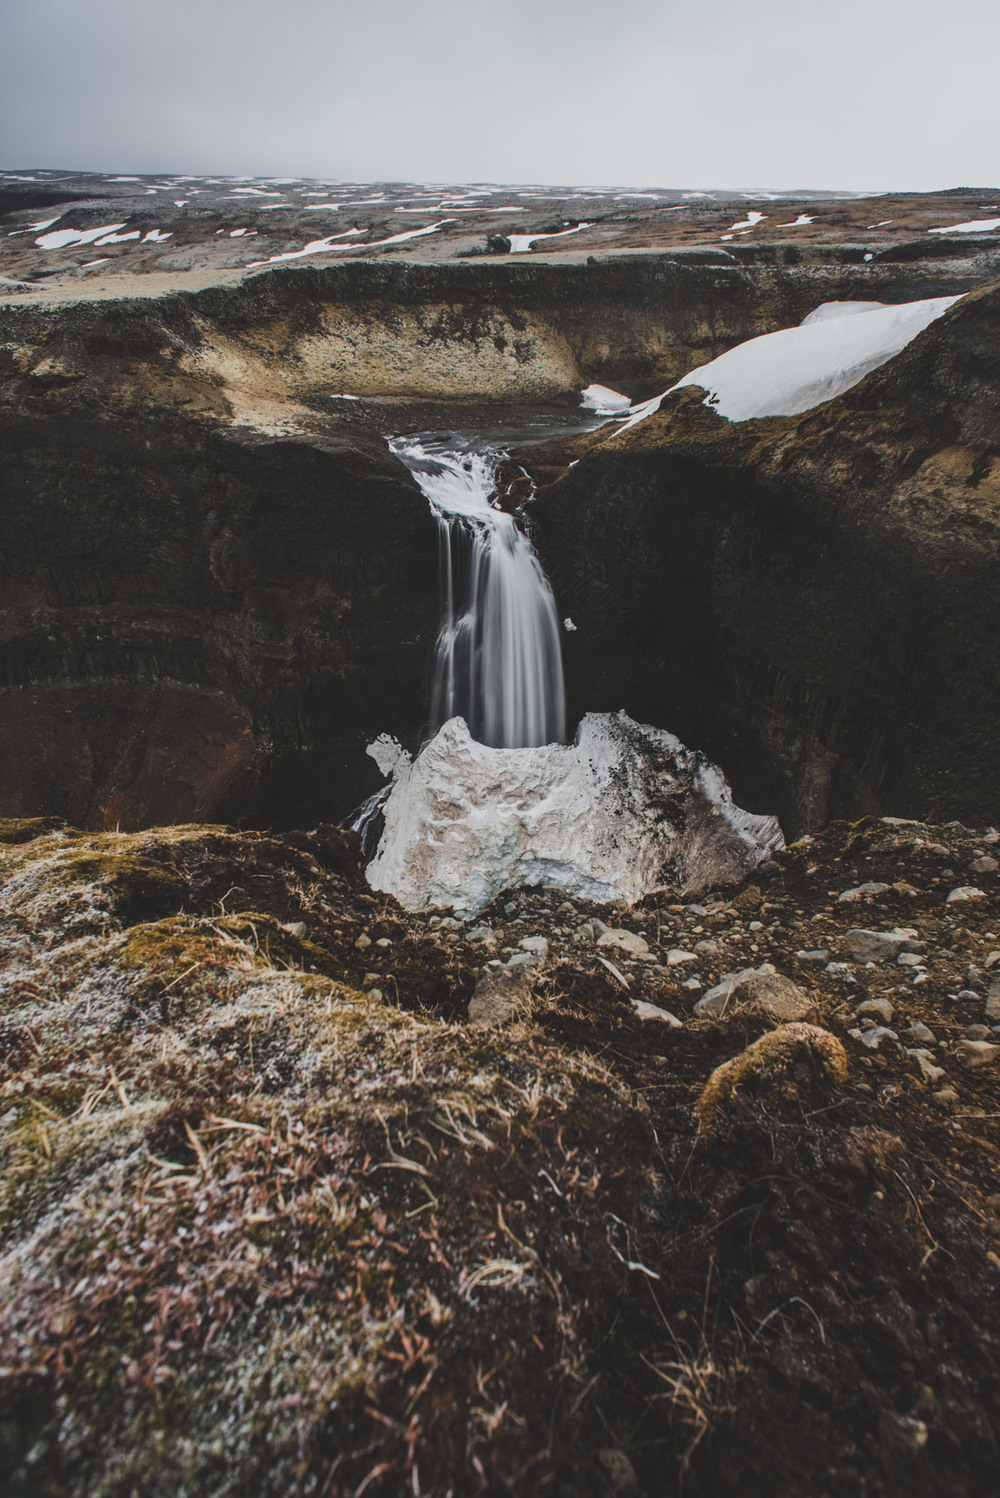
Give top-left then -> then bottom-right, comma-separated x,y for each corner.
3,0 -> 998,190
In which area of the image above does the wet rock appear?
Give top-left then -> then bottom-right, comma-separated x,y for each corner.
467,964 -> 535,1025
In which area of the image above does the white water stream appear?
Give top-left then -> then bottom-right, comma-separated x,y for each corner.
390,437 -> 566,748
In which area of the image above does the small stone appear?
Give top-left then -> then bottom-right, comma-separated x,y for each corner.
880,1413 -> 928,1454
508,951 -> 544,967
984,950 -> 1000,969
839,882 -> 890,903
439,916 -> 463,931
796,949 -> 830,968
737,970 -> 818,1024
631,999 -> 683,1026
468,964 -> 535,1025
362,972 -> 381,988
555,901 -> 577,916
366,988 -> 384,1003
933,1087 -> 960,1107
467,925 -> 495,943
985,981 -> 1000,1022
666,948 -> 698,966
694,968 -> 756,1016
354,933 -> 372,951
843,929 -> 908,963
955,989 -> 981,1003
282,920 -> 307,939
964,1024 -> 991,1041
681,977 -> 702,991
694,938 -> 722,957
597,928 -> 651,960
905,1022 -> 936,1044
908,1048 -> 946,1084
856,997 -> 894,1024
825,961 -> 852,975
748,920 -> 764,931
972,855 -> 999,874
375,937 -> 392,948
946,886 -> 987,904
685,903 -> 708,915
519,935 -> 550,960
897,951 -> 925,968
573,923 -> 596,946
856,1025 -> 898,1050
955,1038 -> 1000,1069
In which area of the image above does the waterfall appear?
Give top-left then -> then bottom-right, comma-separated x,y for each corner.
391,437 -> 566,749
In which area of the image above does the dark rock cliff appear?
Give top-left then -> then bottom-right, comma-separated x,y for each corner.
535,279 -> 1000,835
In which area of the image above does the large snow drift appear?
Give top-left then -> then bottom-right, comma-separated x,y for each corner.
365,712 -> 783,915
617,294 -> 962,430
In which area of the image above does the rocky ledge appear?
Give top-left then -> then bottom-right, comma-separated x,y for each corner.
3,811 -> 1000,1496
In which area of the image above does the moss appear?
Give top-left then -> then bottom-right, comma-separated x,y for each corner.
697,1022 -> 849,1126
0,816 -> 67,845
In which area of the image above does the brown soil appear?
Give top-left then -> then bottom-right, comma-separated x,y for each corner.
2,814 -> 999,1496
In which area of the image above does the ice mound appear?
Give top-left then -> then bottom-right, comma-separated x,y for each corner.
365,711 -> 783,915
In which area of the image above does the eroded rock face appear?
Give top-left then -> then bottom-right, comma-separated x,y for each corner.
535,278 -> 1000,835
366,711 -> 783,914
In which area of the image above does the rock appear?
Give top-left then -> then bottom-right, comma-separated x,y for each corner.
697,1023 -> 848,1125
946,886 -> 987,904
893,881 -> 920,897
467,964 -> 535,1026
508,951 -> 544,968
366,988 -> 384,1003
598,929 -> 651,959
520,935 -> 550,960
963,1024 -> 991,1041
666,948 -> 698,965
908,1048 -> 946,1083
694,938 -> 722,957
573,923 -> 596,946
897,951 -> 925,967
905,1022 -> 937,1044
955,1038 -> 1000,1069
985,980 -> 1000,1021
362,972 -> 381,988
851,1025 -> 898,1050
375,937 -> 392,948
856,997 -> 895,1024
354,933 -> 372,951
934,1087 -> 960,1107
366,711 -> 783,915
796,948 -> 830,968
842,929 -> 908,963
736,970 -> 818,1024
838,883 -> 890,903
555,901 -> 577,916
681,977 -> 703,991
972,855 -> 999,874
631,999 -> 683,1026
439,916 -> 464,931
282,920 -> 307,940
694,968 -> 757,1017
984,950 -> 1000,968
467,925 -> 495,943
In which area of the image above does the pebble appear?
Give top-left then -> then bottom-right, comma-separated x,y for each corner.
354,933 -> 372,950
908,1048 -> 946,1083
963,1024 -> 991,1041
850,1025 -> 898,1050
856,997 -> 894,1024
598,929 -> 651,960
842,929 -> 909,963
954,989 -> 981,1002
666,948 -> 698,966
946,886 -> 987,904
467,925 -> 495,943
985,981 -> 1000,1022
375,937 -> 392,948
362,971 -> 381,988
681,977 -> 702,991
905,1021 -> 937,1044
520,935 -> 550,960
694,939 -> 722,957
897,951 -> 925,968
631,999 -> 683,1026
796,948 -> 830,968
838,882 -> 891,902
282,921 -> 307,939
972,855 -> 999,874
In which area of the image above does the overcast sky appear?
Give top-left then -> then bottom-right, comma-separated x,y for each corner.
3,0 -> 998,191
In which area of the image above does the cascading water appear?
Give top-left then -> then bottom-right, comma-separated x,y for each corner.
390,437 -> 566,749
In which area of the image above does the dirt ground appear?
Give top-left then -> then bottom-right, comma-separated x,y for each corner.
1,812 -> 999,1496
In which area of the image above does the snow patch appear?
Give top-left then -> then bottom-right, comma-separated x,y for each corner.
35,223 -> 127,250
616,294 -> 962,429
365,711 -> 782,915
506,223 -> 591,253
580,383 -> 631,414
928,217 -> 1000,235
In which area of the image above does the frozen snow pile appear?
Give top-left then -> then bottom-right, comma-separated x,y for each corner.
365,712 -> 783,915
616,294 -> 962,430
580,384 -> 631,414
928,218 -> 1000,236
